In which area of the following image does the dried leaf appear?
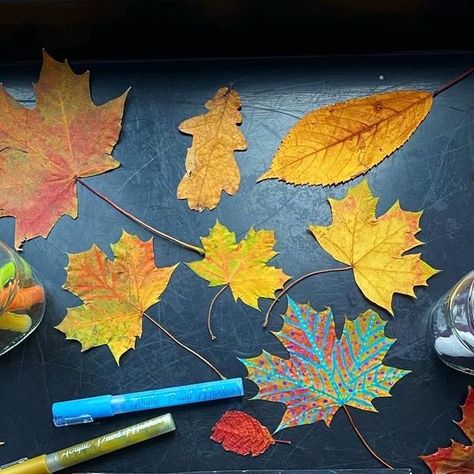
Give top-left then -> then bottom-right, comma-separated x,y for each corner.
188,221 -> 290,309
309,180 -> 438,314
421,387 -> 474,473
240,297 -> 410,433
0,51 -> 128,248
259,90 -> 432,186
56,231 -> 177,364
178,87 -> 247,211
211,410 -> 277,456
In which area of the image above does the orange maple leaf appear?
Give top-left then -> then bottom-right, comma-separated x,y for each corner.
421,387 -> 474,473
0,51 -> 128,248
56,231 -> 177,364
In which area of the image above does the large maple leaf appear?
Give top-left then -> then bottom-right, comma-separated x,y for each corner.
178,86 -> 247,211
240,297 -> 410,433
309,180 -> 438,314
56,231 -> 177,364
421,387 -> 474,473
188,221 -> 290,309
259,90 -> 432,186
0,51 -> 128,248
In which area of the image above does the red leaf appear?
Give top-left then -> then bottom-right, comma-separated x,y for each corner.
211,411 -> 276,457
421,387 -> 474,473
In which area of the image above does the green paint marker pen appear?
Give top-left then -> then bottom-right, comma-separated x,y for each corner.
0,413 -> 175,473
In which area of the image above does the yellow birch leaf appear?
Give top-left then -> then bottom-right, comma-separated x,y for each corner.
178,87 -> 247,211
189,222 -> 290,309
259,90 -> 432,186
309,180 -> 438,313
56,231 -> 177,364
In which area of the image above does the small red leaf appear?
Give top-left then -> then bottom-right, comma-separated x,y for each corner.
211,410 -> 276,457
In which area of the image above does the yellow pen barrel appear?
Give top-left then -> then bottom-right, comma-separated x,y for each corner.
0,455 -> 50,474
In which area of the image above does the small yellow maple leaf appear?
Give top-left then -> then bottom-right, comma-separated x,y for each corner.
188,222 -> 290,339
309,180 -> 438,313
178,87 -> 247,212
56,231 -> 177,364
259,90 -> 432,186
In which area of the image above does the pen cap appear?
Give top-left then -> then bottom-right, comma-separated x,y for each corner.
52,395 -> 113,427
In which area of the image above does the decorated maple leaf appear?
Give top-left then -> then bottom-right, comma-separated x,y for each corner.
259,90 -> 432,186
309,180 -> 438,314
211,410 -> 288,456
178,86 -> 247,211
56,231 -> 177,364
241,297 -> 410,433
0,51 -> 128,248
188,222 -> 290,339
421,387 -> 474,473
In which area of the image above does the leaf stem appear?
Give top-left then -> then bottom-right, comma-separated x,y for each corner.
143,311 -> 226,380
343,405 -> 393,470
274,439 -> 292,445
77,178 -> 205,256
208,284 -> 229,341
433,68 -> 474,97
263,266 -> 352,328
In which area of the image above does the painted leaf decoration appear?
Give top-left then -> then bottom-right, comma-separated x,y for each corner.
178,86 -> 247,211
211,410 -> 277,456
0,51 -> 128,248
188,221 -> 290,309
309,180 -> 438,314
56,231 -> 177,364
421,387 -> 474,473
240,297 -> 410,433
259,90 -> 432,186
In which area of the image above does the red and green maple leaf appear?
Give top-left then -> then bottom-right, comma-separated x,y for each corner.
421,387 -> 474,473
0,51 -> 128,248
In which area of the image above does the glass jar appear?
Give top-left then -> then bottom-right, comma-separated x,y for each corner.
430,271 -> 474,374
0,241 -> 45,356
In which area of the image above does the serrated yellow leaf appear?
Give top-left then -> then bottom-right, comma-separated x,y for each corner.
56,231 -> 177,364
309,180 -> 438,313
259,90 -> 432,186
188,222 -> 290,309
178,87 -> 247,211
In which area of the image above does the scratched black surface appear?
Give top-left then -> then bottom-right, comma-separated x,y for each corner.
0,53 -> 473,474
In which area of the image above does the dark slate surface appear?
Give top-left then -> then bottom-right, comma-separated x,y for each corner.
0,53 -> 473,473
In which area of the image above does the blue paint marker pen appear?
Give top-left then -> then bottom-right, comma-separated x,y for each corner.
52,378 -> 243,427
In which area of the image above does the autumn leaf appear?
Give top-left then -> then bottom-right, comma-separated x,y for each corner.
56,231 -> 177,364
211,410 -> 288,456
188,222 -> 290,339
241,297 -> 410,433
259,90 -> 432,186
309,180 -> 438,314
0,51 -> 128,248
178,86 -> 247,211
421,387 -> 474,473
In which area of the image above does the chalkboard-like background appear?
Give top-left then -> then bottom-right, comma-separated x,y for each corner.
0,53 -> 473,473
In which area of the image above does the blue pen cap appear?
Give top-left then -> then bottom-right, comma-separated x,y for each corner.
53,394 -> 114,427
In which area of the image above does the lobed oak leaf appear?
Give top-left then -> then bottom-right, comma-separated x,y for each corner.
178,87 -> 247,211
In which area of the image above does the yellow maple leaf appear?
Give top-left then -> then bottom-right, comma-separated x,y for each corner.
188,222 -> 290,338
178,87 -> 247,211
259,90 -> 432,186
56,231 -> 177,364
309,180 -> 438,313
